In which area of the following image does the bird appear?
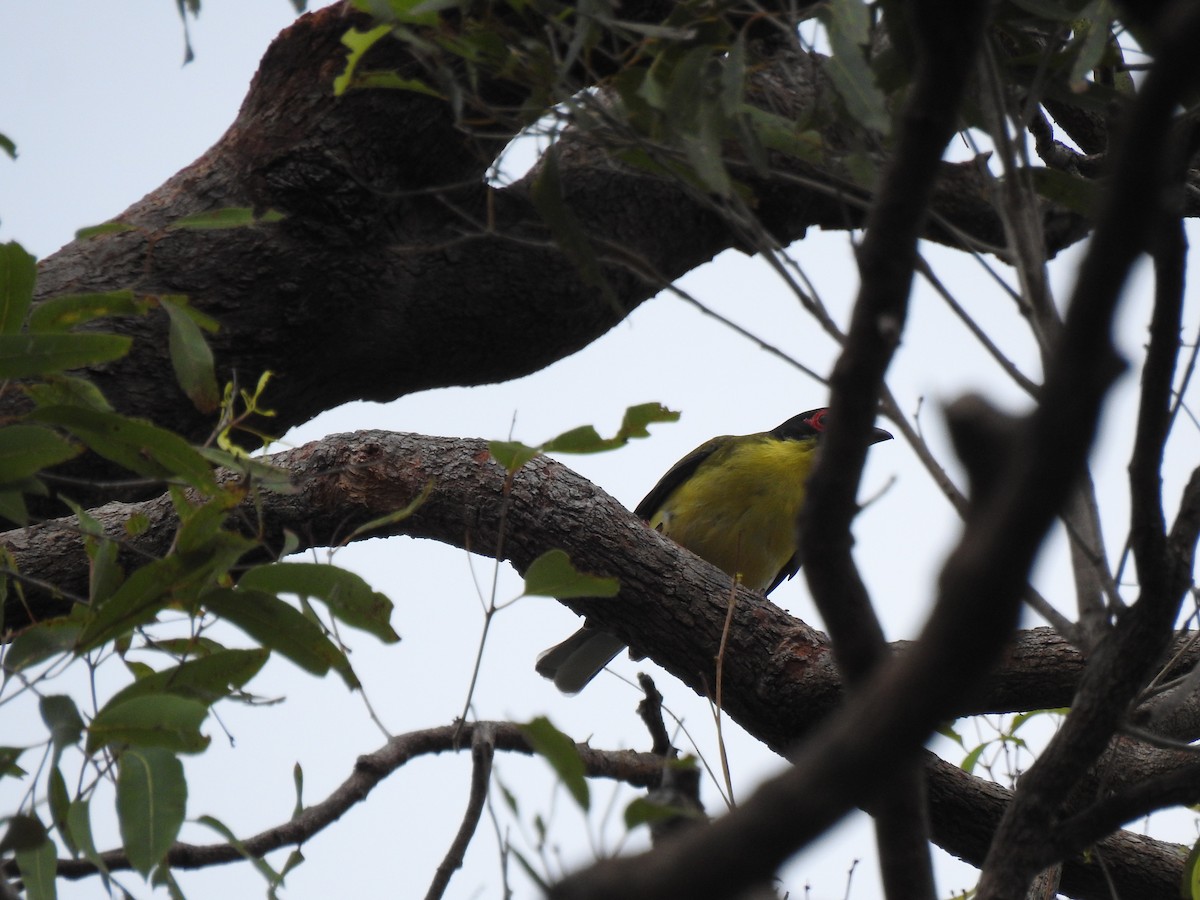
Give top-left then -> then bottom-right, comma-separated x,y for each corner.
535,407 -> 893,693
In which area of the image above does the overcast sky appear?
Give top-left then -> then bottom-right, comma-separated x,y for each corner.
3,4 -> 1198,899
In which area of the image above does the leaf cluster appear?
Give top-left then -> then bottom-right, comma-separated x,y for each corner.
0,241 -> 400,894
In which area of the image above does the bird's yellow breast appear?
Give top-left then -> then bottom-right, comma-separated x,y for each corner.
647,436 -> 818,591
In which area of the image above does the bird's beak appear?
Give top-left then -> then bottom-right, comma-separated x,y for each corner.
870,427 -> 893,445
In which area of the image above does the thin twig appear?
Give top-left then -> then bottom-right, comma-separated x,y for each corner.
713,585 -> 739,808
27,721 -> 664,881
425,723 -> 498,900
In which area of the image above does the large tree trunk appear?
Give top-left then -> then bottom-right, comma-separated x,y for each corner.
14,3 -> 1084,472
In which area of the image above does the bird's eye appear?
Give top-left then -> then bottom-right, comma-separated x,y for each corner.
809,410 -> 828,431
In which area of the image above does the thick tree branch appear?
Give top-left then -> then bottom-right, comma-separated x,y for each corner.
5,1 -> 1092,512
4,433 -> 1179,725
6,433 -> 1198,896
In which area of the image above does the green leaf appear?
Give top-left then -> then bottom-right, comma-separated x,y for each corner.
142,636 -> 229,659
1068,1 -> 1114,86
0,814 -> 47,853
335,25 -> 397,95
31,406 -> 215,491
540,425 -> 605,454
24,374 -> 112,412
67,798 -> 111,886
196,814 -> 281,886
74,221 -> 138,240
820,0 -> 891,134
88,694 -> 210,754
116,747 -> 187,876
682,105 -> 732,198
0,745 -> 27,778
173,495 -> 237,555
961,742 -> 988,775
47,766 -> 74,855
76,556 -> 184,652
0,241 -> 37,334
744,108 -> 824,162
14,832 -> 57,900
350,71 -> 443,96
488,440 -> 541,472
0,332 -> 132,377
153,865 -> 186,900
104,648 -> 270,710
522,550 -> 619,599
530,147 -> 606,293
520,716 -> 589,810
162,296 -> 220,414
936,722 -> 965,748
623,796 -> 703,830
1182,833 -> 1200,899
541,403 -> 679,454
39,695 -> 85,761
125,659 -> 156,680
238,563 -> 399,643
292,762 -> 304,819
0,132 -> 16,160
614,401 -> 681,439
88,535 -> 124,607
1028,167 -> 1099,218
27,290 -> 145,331
509,847 -> 550,892
498,780 -> 518,815
197,447 -> 295,491
2,616 -> 84,676
493,404 -> 680,471
203,588 -> 358,688
0,425 -> 81,485
169,207 -> 283,230
344,480 -> 433,542
0,487 -> 30,524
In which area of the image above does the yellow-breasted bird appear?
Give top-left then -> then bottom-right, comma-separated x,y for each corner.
535,407 -> 893,693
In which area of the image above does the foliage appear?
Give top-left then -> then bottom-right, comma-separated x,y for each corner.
4,0 -> 1200,898
0,240 -> 398,888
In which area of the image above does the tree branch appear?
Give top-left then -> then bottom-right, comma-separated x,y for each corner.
18,721 -> 663,880
6,1 -> 1092,512
425,723 -> 497,900
7,434 -> 1199,896
798,0 -> 991,895
976,4 -> 1200,888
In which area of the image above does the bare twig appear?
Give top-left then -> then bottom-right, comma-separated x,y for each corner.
713,586 -> 738,808
425,723 -> 498,900
24,721 -> 663,880
636,674 -> 672,759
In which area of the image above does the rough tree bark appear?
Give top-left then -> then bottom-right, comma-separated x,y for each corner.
7,3 -> 1087,471
4,431 -> 1198,898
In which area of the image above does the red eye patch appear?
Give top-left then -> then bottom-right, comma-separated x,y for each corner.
808,409 -> 828,431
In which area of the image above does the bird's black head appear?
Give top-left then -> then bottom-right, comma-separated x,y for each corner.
770,407 -> 893,444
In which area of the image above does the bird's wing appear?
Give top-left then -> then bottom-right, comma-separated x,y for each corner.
766,551 -> 802,595
632,436 -> 729,521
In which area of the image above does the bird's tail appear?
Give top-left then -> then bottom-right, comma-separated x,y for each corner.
535,627 -> 626,694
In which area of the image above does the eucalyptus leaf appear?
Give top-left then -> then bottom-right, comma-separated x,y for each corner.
520,716 -> 589,810
522,550 -> 618,599
117,747 -> 187,876
0,241 -> 36,334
